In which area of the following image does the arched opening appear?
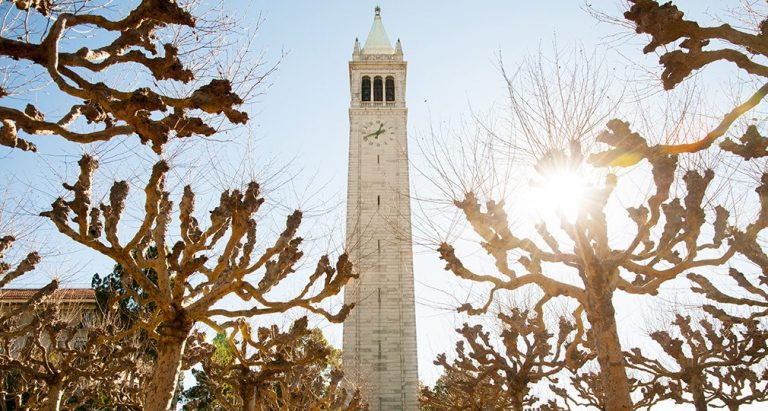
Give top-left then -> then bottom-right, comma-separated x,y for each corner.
385,76 -> 395,101
361,76 -> 371,102
373,76 -> 383,101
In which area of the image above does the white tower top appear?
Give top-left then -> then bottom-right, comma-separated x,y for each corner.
362,7 -> 395,54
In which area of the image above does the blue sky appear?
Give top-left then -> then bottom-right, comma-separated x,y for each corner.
253,1 -> 621,177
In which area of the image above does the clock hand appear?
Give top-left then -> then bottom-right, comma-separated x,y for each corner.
362,125 -> 386,140
372,125 -> 386,138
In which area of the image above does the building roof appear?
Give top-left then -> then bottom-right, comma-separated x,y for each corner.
362,7 -> 394,55
0,288 -> 96,303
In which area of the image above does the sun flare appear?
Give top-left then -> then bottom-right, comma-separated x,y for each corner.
529,170 -> 590,222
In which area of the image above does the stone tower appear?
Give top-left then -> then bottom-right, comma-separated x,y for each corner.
342,7 -> 418,411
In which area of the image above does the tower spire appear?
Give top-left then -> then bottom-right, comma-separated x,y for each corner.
362,6 -> 394,54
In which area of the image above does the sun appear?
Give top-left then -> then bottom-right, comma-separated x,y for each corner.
528,169 -> 590,222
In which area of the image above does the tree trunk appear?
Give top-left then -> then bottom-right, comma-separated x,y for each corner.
689,375 -> 707,411
241,383 -> 258,411
143,334 -> 187,410
585,289 -> 633,411
45,381 -> 63,411
511,389 -> 525,411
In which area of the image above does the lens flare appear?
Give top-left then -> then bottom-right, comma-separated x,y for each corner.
530,170 -> 589,222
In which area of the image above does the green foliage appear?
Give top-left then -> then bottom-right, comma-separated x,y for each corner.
419,377 -> 449,411
180,332 -> 235,410
180,369 -> 230,411
179,326 -> 345,410
211,332 -> 233,365
91,246 -> 159,326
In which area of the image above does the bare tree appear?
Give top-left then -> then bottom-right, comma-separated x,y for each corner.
438,88 -> 768,411
0,0 -> 268,287
590,0 -> 768,166
0,1 -> 352,409
183,317 -> 365,411
40,155 -> 356,409
689,266 -> 768,319
0,236 -> 39,290
420,307 -> 589,411
704,363 -> 768,411
426,1 -> 768,408
0,0 -> 248,154
545,368 -> 608,410
0,282 -> 151,411
625,310 -> 768,410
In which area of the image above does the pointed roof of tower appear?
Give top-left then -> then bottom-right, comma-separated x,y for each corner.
362,6 -> 395,55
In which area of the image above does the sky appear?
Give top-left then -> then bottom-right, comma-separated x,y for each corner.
2,0 -> 765,407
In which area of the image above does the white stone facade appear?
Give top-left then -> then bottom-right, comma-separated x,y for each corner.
342,9 -> 418,411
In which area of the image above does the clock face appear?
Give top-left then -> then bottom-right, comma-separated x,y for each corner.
361,120 -> 397,147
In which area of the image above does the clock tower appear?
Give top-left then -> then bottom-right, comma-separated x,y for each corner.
342,7 -> 418,410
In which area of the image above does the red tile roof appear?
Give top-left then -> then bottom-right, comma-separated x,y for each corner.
0,288 -> 96,302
